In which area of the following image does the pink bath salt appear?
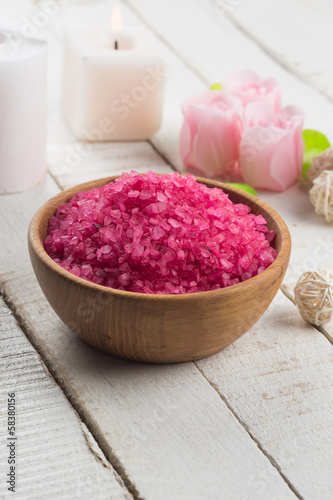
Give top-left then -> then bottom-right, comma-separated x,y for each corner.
44,171 -> 278,294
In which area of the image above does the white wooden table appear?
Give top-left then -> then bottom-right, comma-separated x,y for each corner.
1,1 -> 333,499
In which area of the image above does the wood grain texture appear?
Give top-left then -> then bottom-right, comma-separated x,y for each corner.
49,136 -> 173,191
197,289 -> 333,500
0,297 -> 131,500
0,176 -> 297,499
227,0 -> 333,102
28,176 -> 290,363
1,0 -> 333,498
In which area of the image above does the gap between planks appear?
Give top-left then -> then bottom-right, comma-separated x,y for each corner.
194,362 -> 304,500
0,292 -> 133,500
147,139 -> 177,172
5,2 -> 326,497
223,10 -> 333,106
1,283 -> 300,500
0,289 -> 143,500
122,0 -> 210,86
39,4 -> 331,493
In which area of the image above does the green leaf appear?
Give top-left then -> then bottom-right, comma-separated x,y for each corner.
302,129 -> 331,180
226,183 -> 257,196
209,83 -> 223,90
303,129 -> 330,152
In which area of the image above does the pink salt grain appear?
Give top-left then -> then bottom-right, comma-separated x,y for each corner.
44,171 -> 278,294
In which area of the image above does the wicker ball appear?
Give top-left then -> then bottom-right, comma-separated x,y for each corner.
309,170 -> 333,222
308,148 -> 333,184
294,269 -> 333,325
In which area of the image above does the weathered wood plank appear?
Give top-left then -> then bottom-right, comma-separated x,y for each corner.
0,181 -> 297,499
197,289 -> 333,500
227,0 -> 333,102
2,1 -> 332,498
0,297 -> 132,500
48,130 -> 173,190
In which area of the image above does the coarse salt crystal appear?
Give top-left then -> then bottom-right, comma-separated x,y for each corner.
44,171 -> 277,294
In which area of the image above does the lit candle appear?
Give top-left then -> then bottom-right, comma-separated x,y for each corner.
62,6 -> 167,142
0,30 -> 47,194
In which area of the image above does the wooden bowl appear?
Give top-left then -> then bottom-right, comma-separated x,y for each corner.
28,176 -> 291,363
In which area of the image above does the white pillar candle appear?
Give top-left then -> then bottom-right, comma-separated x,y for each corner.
62,9 -> 167,142
0,30 -> 47,194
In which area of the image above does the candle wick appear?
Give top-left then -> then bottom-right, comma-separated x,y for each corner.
114,40 -> 118,50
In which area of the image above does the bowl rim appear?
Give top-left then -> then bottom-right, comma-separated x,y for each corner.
28,174 -> 291,302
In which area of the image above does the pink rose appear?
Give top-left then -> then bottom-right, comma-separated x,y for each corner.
180,91 -> 243,179
239,102 -> 304,191
223,70 -> 281,112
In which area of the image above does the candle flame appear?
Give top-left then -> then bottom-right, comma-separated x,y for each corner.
111,5 -> 123,30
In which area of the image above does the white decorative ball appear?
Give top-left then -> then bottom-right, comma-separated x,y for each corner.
308,148 -> 333,184
309,170 -> 333,222
294,269 -> 333,326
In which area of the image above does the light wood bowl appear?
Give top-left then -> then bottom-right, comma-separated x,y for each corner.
28,176 -> 291,363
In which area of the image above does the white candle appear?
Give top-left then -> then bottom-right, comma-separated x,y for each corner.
62,8 -> 167,142
0,30 -> 47,194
